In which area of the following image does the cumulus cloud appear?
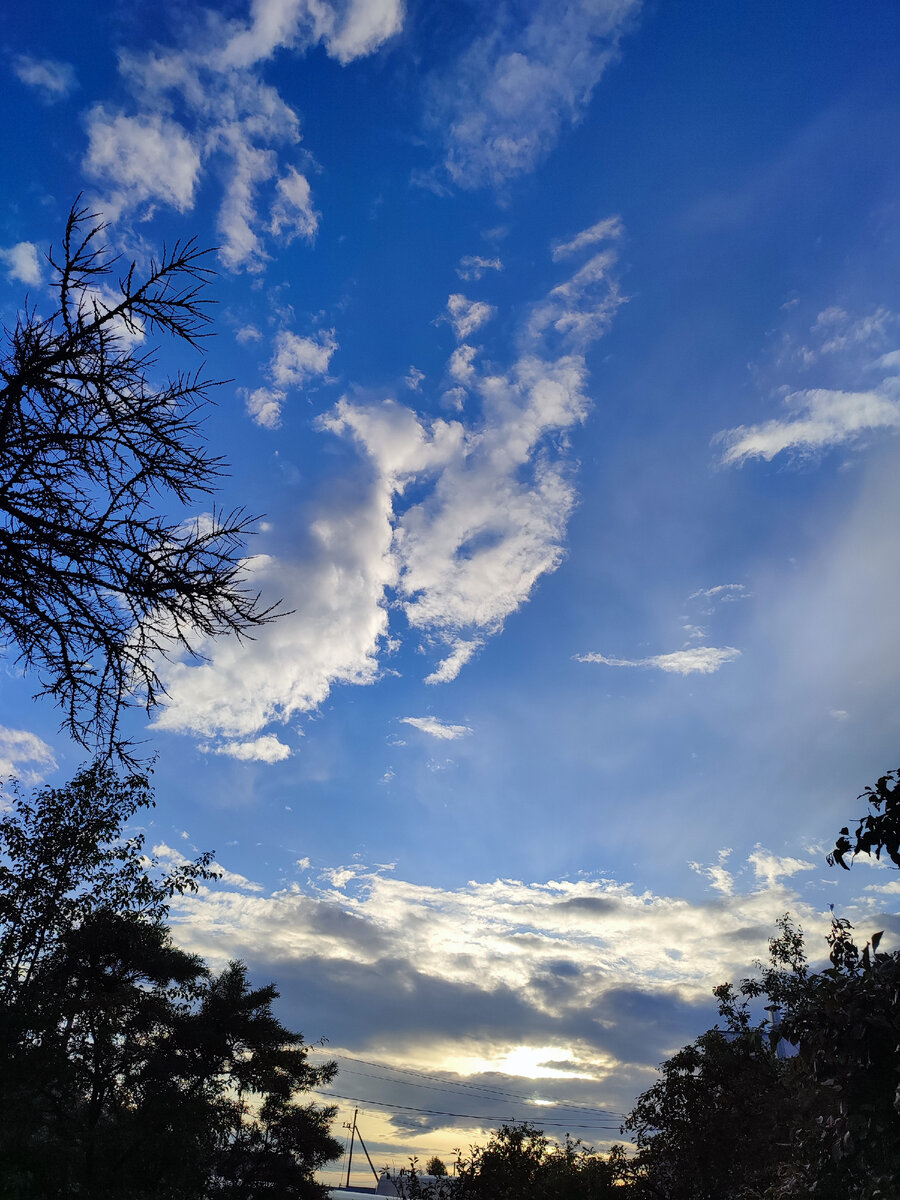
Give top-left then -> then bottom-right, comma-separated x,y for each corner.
1,242 -> 42,286
430,0 -> 640,190
576,646 -> 741,675
445,294 -> 495,341
84,107 -> 202,219
716,386 -> 900,465
154,481 -> 395,746
457,255 -> 503,281
0,726 -> 57,786
448,343 -> 478,385
13,55 -> 76,102
83,0 -> 402,270
158,221 -> 624,745
205,734 -> 293,762
400,716 -> 472,740
243,386 -> 287,429
164,845 -> 851,1150
270,328 -> 338,389
236,324 -> 263,344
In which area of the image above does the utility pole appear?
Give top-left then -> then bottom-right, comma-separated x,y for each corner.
345,1108 -> 358,1189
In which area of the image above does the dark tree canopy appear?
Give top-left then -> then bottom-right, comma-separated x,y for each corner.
394,1125 -> 632,1199
0,203 -> 276,760
0,765 -> 341,1199
829,767 -> 900,869
625,911 -> 900,1200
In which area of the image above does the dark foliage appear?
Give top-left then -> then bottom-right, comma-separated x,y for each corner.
627,912 -> 900,1199
394,1124 -> 632,1199
0,765 -> 341,1199
0,203 -> 277,761
829,768 -> 900,869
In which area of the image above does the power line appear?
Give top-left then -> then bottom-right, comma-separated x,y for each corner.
314,1090 -> 624,1131
312,1051 -> 625,1118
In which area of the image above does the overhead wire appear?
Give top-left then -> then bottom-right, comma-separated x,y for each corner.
311,1051 -> 626,1119
314,1089 -> 625,1131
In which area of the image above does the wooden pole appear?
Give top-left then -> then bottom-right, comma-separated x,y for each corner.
345,1108 -> 358,1189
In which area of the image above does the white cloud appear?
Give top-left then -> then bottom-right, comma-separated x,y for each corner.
243,386 -> 287,429
84,107 -> 202,218
431,0 -> 639,190
400,716 -> 472,740
425,638 -> 481,684
270,328 -> 337,389
269,166 -> 319,242
747,846 -> 816,891
213,127 -> 278,272
1,242 -> 42,287
154,480 -> 395,744
159,222 -> 624,745
163,843 -> 849,1146
448,343 -> 478,385
322,0 -> 405,64
0,726 -> 57,786
13,55 -> 76,102
85,0 -> 402,270
689,849 -> 735,897
688,583 -> 750,605
551,215 -> 623,261
526,247 -> 625,350
207,734 -> 293,762
457,255 -> 503,281
576,646 -> 741,675
717,386 -> 900,465
799,306 -> 898,363
445,293 -> 495,341
236,324 -> 263,344
405,366 -> 425,391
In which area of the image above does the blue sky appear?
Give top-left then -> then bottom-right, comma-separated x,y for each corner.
3,0 -> 900,1183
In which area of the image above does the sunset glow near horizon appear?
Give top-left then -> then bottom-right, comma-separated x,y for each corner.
3,0 -> 900,1183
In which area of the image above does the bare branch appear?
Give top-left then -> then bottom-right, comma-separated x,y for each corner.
0,204 -> 279,762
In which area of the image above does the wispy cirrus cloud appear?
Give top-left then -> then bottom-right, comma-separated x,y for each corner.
716,304 -> 900,465
551,215 -> 623,261
457,255 -> 503,281
429,0 -> 640,190
576,646 -> 741,675
400,716 -> 472,740
13,55 -> 77,102
716,385 -> 900,465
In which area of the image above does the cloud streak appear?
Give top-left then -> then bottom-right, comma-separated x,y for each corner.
577,646 -> 741,675
400,716 -> 472,740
